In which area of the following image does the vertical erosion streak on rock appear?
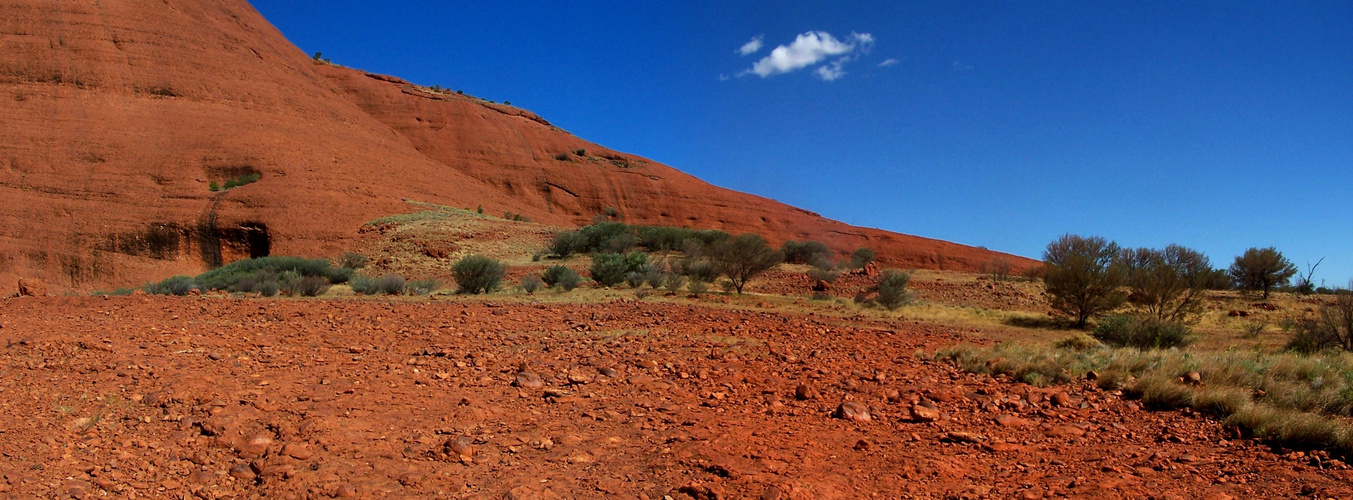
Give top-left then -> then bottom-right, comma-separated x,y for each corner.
197,194 -> 223,269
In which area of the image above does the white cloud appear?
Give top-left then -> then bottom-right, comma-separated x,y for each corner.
878,58 -> 900,68
815,61 -> 847,81
737,35 -> 764,56
739,31 -> 874,79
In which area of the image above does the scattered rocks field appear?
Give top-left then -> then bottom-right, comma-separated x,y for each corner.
1,295 -> 1347,498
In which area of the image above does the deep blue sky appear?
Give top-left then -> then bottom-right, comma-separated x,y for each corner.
255,1 -> 1353,286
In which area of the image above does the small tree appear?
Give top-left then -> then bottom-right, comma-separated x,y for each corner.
1287,291 -> 1353,353
1122,244 -> 1212,323
1043,234 -> 1127,329
709,233 -> 783,294
1294,257 -> 1325,296
452,255 -> 506,294
1228,247 -> 1297,299
874,270 -> 912,310
849,247 -> 876,269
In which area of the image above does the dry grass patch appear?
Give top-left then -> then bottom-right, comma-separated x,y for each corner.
937,341 -> 1353,455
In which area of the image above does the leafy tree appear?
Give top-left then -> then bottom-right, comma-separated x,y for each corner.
1228,247 -> 1297,299
1122,244 -> 1212,323
709,233 -> 783,294
1043,234 -> 1127,328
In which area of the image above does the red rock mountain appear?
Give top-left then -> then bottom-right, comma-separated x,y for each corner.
0,0 -> 1033,291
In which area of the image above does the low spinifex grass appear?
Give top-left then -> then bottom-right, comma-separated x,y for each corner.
937,340 -> 1353,454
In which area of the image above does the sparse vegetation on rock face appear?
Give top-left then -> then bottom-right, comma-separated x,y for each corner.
1042,234 -> 1127,329
1229,247 -> 1298,299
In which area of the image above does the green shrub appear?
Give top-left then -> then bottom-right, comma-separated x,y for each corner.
550,230 -> 589,258
1093,314 -> 1192,349
874,270 -> 913,310
625,271 -> 645,288
521,275 -> 544,294
407,278 -> 440,295
591,252 -> 647,287
194,256 -> 350,291
145,275 -> 196,296
544,265 -> 581,291
849,247 -> 875,269
573,148 -> 586,156
452,255 -> 506,294
554,152 -> 570,161
294,276 -> 332,297
782,240 -> 831,265
349,275 -> 375,295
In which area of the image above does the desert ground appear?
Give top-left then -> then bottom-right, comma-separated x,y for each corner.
3,265 -> 1349,499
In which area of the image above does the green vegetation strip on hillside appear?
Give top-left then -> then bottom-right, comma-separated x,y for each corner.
939,341 -> 1353,454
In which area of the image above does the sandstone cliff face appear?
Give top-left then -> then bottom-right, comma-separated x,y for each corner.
0,0 -> 1032,292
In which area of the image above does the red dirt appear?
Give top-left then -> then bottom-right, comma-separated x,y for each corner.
2,295 -> 1348,499
0,0 -> 1032,294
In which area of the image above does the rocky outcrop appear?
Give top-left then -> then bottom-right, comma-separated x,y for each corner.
0,0 -> 1034,291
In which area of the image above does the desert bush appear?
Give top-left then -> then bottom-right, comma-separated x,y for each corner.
145,275 -> 197,296
541,265 -> 578,287
874,270 -> 913,310
981,257 -> 1014,281
520,275 -> 544,294
550,230 -> 589,258
663,273 -> 687,292
349,275 -> 375,294
1287,292 -> 1353,353
1228,247 -> 1297,299
554,152 -> 570,161
807,266 -> 841,283
1043,234 -> 1127,328
407,278 -> 440,295
579,222 -> 633,253
194,256 -> 350,291
679,258 -> 719,284
781,240 -> 831,265
337,252 -> 369,269
277,270 -> 302,295
294,276 -> 332,297
590,252 -> 647,288
636,226 -> 696,252
373,274 -> 406,295
574,148 -> 586,156
1122,244 -> 1212,323
452,255 -> 506,294
1093,314 -> 1192,349
849,247 -> 876,269
687,280 -> 709,295
625,271 -> 645,288
709,233 -> 783,294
